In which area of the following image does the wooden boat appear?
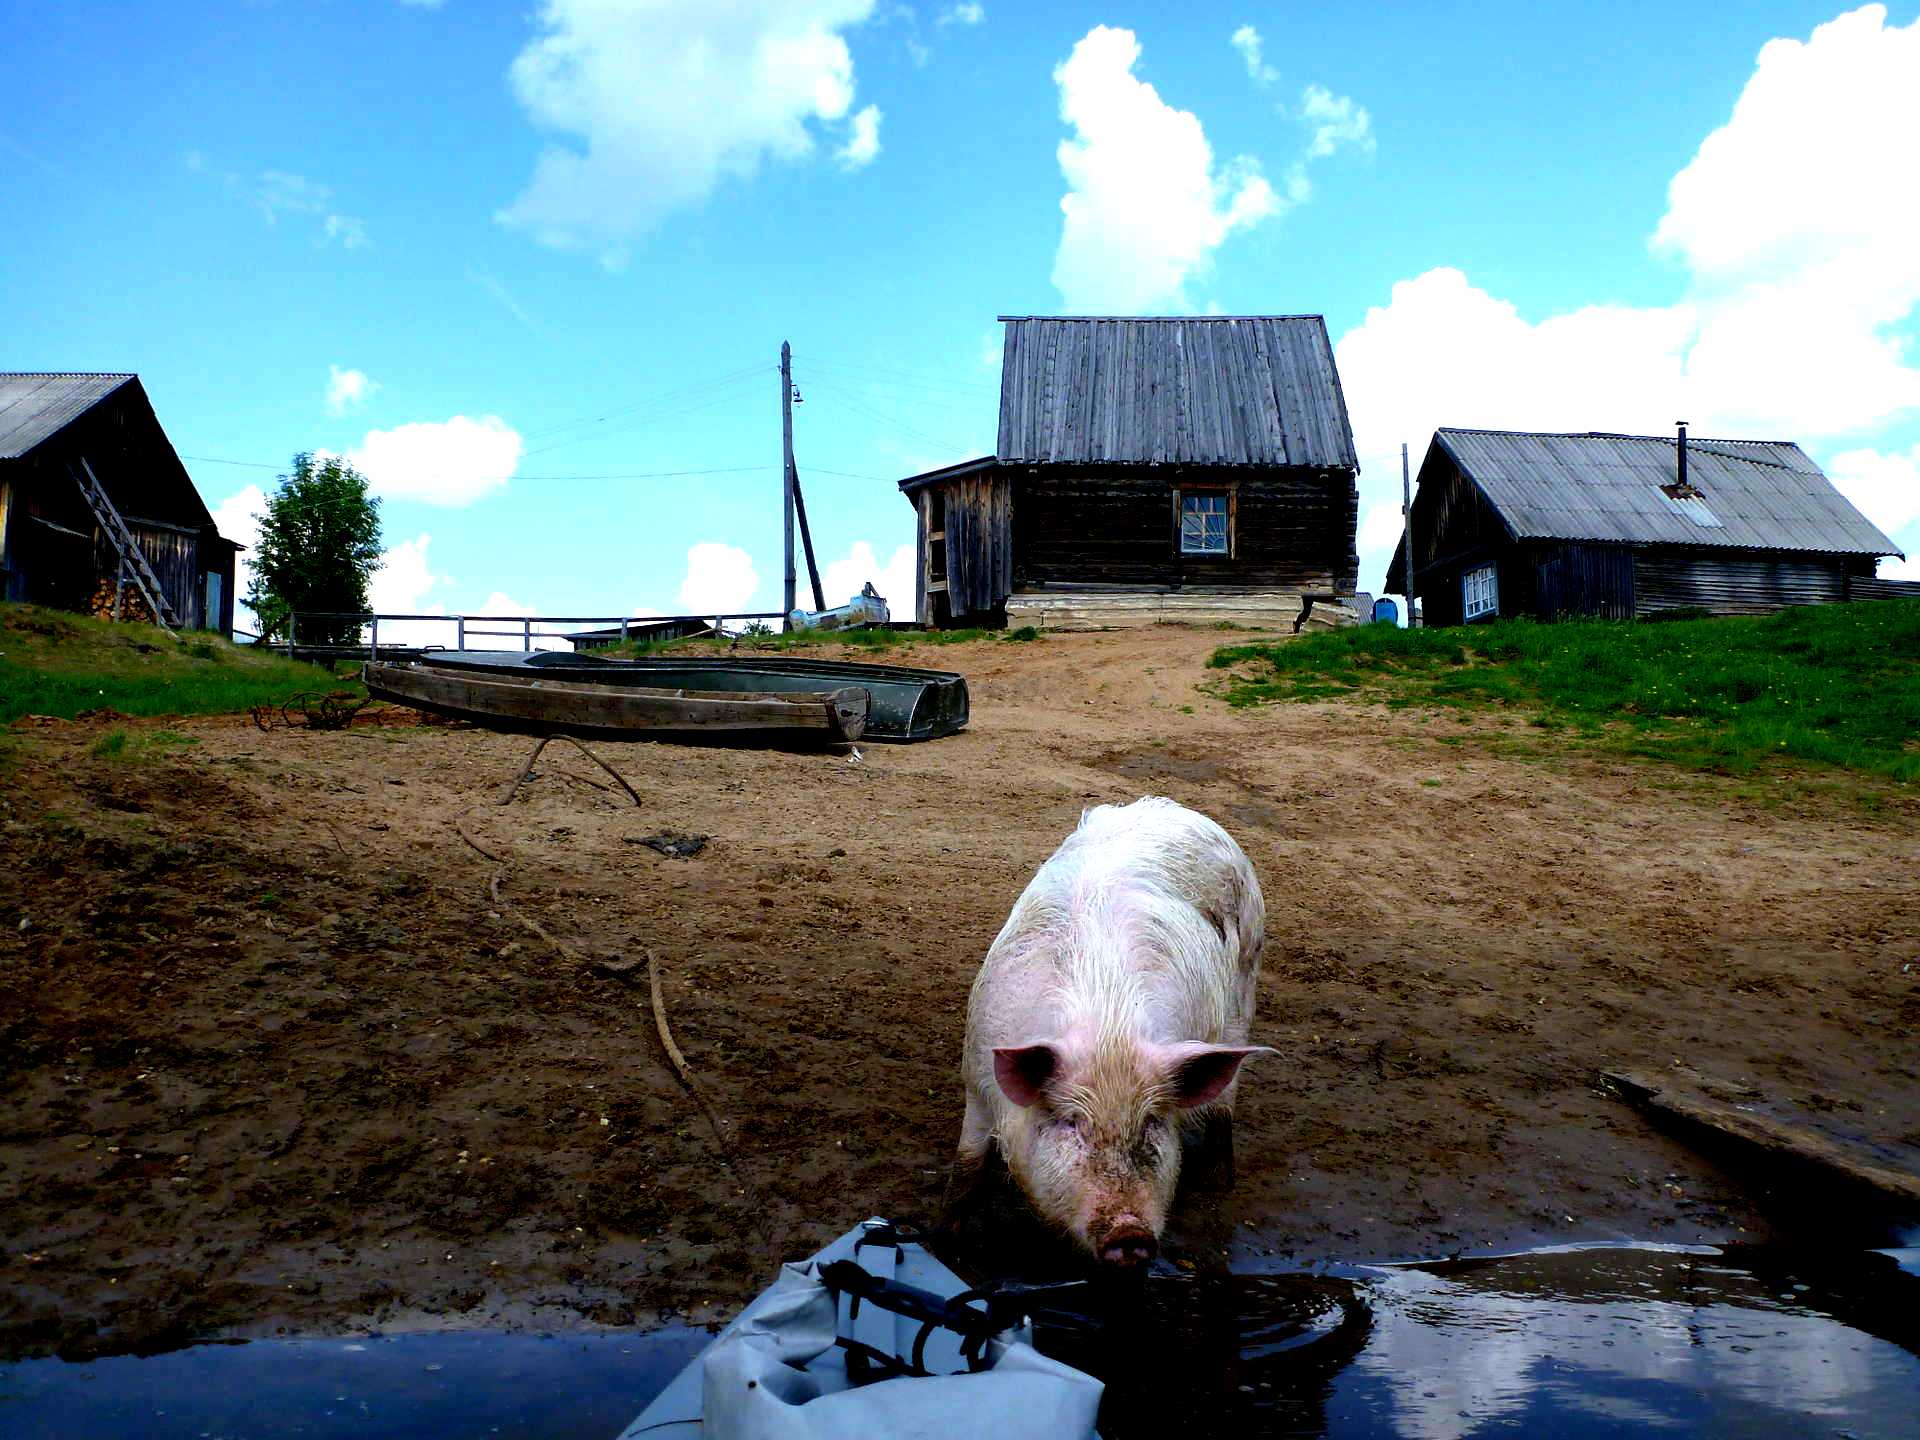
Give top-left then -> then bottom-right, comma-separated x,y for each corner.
412,649 -> 969,742
362,660 -> 868,743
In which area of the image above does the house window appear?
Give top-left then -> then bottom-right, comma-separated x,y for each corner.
1462,563 -> 1499,620
1178,490 -> 1230,555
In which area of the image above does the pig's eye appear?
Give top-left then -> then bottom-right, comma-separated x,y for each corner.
1053,1111 -> 1085,1135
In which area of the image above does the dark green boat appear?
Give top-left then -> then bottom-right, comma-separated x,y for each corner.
413,649 -> 969,742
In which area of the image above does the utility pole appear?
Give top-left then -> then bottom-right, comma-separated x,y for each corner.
781,341 -> 797,627
1400,441 -> 1417,628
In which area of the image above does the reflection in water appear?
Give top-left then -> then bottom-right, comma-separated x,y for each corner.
1038,1244 -> 1920,1440
1,1245 -> 1915,1439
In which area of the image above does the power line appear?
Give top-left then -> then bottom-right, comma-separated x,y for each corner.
518,361 -> 769,446
182,454 -> 774,482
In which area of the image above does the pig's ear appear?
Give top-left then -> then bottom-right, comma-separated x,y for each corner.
992,1044 -> 1060,1108
1162,1045 -> 1276,1109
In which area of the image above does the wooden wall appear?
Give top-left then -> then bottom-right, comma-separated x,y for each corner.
1635,551 -> 1859,616
1011,465 -> 1358,593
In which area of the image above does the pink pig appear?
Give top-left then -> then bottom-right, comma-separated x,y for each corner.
958,796 -> 1271,1268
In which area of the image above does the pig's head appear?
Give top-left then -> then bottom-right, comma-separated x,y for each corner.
991,1037 -> 1271,1269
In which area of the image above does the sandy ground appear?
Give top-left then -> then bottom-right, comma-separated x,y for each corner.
2,626 -> 1918,1358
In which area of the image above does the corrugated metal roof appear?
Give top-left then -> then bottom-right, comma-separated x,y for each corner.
1437,428 -> 1901,557
0,373 -> 137,459
995,316 -> 1357,469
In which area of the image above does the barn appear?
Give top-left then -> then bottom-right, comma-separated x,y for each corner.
898,315 -> 1361,629
1399,427 -> 1906,624
0,373 -> 239,635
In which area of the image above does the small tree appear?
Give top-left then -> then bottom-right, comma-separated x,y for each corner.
247,453 -> 383,645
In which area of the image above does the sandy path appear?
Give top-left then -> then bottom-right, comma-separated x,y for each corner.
2,626 -> 1916,1356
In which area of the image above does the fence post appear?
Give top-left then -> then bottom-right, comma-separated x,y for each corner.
370,615 -> 379,660
620,615 -> 629,644
523,616 -> 532,650
456,615 -> 466,649
287,613 -> 296,658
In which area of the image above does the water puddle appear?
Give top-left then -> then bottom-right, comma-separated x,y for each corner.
3,1244 -> 1916,1438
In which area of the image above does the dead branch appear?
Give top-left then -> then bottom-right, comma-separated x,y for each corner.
498,734 -> 642,809
649,948 -> 761,1209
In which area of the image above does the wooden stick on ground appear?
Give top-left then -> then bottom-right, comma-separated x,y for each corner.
649,948 -> 761,1209
499,734 -> 642,809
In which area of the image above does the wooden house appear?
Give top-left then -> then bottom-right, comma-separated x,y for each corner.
1399,427 -> 1905,624
0,373 -> 240,634
898,316 -> 1360,629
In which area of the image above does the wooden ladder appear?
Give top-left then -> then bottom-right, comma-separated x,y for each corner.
70,457 -> 179,633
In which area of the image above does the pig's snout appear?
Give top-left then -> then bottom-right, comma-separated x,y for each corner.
1096,1219 -> 1158,1268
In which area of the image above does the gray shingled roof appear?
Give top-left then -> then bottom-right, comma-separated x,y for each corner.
0,373 -> 137,459
996,316 -> 1357,470
1437,428 -> 1901,557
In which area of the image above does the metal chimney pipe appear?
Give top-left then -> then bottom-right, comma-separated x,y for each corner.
1676,420 -> 1688,491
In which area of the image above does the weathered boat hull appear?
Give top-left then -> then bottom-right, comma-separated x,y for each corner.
362,662 -> 867,744
415,650 -> 969,742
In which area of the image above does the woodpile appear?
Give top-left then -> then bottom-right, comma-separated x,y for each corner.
87,578 -> 156,625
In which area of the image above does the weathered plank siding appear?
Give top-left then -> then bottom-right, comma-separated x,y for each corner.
1534,543 -> 1635,620
1635,552 -> 1852,616
943,469 -> 1013,618
1013,467 -> 1358,592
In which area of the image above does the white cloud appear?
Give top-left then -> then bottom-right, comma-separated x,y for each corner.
1828,443 -> 1920,538
1299,83 -> 1374,158
347,415 -> 524,506
1882,552 -> 1920,579
837,104 -> 883,169
677,541 -> 761,615
1051,26 -> 1279,313
1230,24 -> 1277,87
938,2 -> 983,26
325,365 -> 377,417
322,214 -> 368,249
498,0 -> 877,263
251,169 -> 368,249
821,540 -> 916,619
210,484 -> 267,633
1336,4 -> 1920,595
366,533 -> 456,647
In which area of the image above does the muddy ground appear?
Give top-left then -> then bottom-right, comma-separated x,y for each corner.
3,626 -> 1917,1358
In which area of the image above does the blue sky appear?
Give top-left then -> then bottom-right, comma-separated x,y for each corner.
5,1 -> 1917,637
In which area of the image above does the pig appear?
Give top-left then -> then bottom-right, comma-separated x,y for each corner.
958,796 -> 1271,1269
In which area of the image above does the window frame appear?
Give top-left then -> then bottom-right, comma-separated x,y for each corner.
1462,562 -> 1499,621
1173,486 -> 1235,559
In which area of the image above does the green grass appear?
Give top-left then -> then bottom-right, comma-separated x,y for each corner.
1208,600 -> 1920,783
0,604 -> 354,726
596,624 -> 1012,659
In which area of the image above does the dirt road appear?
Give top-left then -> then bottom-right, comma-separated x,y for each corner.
3,627 -> 1916,1357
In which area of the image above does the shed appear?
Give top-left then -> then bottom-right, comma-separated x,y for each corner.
898,316 -> 1360,629
0,373 -> 240,634
1398,427 -> 1905,624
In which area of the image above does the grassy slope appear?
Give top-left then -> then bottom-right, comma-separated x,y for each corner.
1210,600 -> 1920,783
0,604 -> 352,725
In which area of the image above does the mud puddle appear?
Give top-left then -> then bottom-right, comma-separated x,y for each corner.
4,1244 -> 1916,1438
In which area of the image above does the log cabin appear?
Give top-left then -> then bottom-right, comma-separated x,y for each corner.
0,373 -> 240,634
1397,427 -> 1906,624
898,316 -> 1361,630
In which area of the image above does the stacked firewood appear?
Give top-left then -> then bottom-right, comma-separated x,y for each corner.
88,578 -> 157,625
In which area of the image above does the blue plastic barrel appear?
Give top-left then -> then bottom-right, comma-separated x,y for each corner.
1372,597 -> 1400,625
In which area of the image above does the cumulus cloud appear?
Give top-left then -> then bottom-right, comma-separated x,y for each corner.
364,533 -> 458,647
1827,443 -> 1920,539
838,104 -> 883,169
1300,83 -> 1374,158
1230,24 -> 1277,87
1051,26 -> 1279,313
677,541 -> 761,616
821,540 -> 917,619
347,415 -> 524,506
938,2 -> 984,26
325,365 -> 377,416
498,0 -> 878,263
210,484 -> 267,632
1336,4 -> 1920,596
